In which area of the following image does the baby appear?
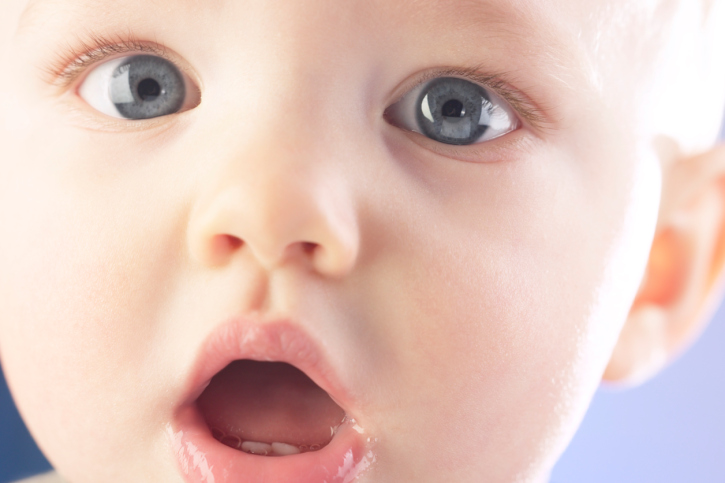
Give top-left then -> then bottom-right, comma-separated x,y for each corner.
1,0 -> 725,482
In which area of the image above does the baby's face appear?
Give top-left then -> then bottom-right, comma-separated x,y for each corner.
0,0 -> 712,482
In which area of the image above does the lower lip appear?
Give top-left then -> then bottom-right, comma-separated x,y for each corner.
168,405 -> 375,483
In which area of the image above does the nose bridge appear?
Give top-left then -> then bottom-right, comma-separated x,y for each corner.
209,0 -> 375,129
185,2 -> 369,278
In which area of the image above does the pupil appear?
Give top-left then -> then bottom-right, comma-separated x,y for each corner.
137,78 -> 161,101
441,99 -> 465,118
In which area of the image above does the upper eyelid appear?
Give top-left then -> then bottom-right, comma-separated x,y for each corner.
42,33 -> 178,89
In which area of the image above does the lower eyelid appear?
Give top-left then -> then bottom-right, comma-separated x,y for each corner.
56,97 -> 180,134
388,115 -> 535,164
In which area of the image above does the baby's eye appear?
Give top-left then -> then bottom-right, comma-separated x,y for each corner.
384,77 -> 519,145
78,55 -> 197,120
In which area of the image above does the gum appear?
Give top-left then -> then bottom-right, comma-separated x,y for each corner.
211,426 -> 334,455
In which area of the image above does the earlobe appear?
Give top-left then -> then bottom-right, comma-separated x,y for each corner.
603,145 -> 725,386
602,306 -> 668,385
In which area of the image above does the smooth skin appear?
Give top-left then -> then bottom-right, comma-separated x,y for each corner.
1,1 -> 725,482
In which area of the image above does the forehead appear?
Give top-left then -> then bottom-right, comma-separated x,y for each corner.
13,0 -> 647,36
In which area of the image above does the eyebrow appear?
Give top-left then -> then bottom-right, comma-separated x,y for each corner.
17,0 -> 551,45
16,0 -> 221,36
16,0 -> 41,36
400,0 -> 594,87
16,0 -> 64,36
16,0 -> 90,37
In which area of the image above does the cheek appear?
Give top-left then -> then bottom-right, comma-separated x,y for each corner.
0,123 -> 187,473
362,145 -> 658,478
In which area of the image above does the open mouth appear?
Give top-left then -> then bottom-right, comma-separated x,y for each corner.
170,319 -> 374,483
196,359 -> 347,456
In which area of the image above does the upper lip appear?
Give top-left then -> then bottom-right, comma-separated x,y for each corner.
179,315 -> 353,414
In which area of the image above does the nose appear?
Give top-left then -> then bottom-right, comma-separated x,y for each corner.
187,131 -> 360,279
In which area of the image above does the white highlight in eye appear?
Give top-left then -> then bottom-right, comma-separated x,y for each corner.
78,56 -> 131,118
421,94 -> 434,123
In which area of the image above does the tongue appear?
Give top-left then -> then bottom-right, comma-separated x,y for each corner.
197,360 -> 346,448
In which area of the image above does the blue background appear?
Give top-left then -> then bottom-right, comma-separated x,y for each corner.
1,301 -> 724,482
551,301 -> 725,483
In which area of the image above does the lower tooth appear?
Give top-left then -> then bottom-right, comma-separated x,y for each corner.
241,441 -> 272,455
271,442 -> 300,456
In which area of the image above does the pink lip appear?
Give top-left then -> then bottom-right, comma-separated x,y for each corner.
168,317 -> 375,483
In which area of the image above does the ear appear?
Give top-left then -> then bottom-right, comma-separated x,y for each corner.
603,143 -> 725,386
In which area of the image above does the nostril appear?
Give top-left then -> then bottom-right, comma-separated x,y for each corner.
206,236 -> 325,271
213,234 -> 243,251
227,235 -> 244,250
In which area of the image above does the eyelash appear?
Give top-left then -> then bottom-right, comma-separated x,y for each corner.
45,33 -> 548,129
44,32 -> 170,88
